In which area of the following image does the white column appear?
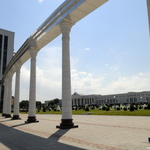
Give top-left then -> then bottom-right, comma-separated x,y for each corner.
2,78 -> 8,116
12,63 -> 21,119
26,49 -> 39,123
5,74 -> 12,118
56,21 -> 78,129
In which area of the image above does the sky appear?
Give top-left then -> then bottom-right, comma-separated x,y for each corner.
1,0 -> 150,103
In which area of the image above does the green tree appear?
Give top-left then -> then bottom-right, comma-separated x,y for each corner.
36,101 -> 42,110
130,104 -> 134,111
48,98 -> 60,109
20,100 -> 29,112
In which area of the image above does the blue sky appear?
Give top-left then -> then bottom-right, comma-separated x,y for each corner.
1,0 -> 150,102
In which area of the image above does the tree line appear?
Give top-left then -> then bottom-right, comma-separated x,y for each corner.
18,98 -> 60,112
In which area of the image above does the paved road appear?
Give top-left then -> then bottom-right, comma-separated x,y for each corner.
0,114 -> 150,150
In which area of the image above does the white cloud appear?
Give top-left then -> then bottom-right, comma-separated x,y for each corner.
138,72 -> 143,76
100,73 -> 150,95
71,69 -> 105,94
15,46 -> 62,102
85,48 -> 91,51
71,70 -> 150,96
11,45 -> 150,103
38,0 -> 44,3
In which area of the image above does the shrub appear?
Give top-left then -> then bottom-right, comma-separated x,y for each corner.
117,107 -> 120,111
147,104 -> 150,110
102,106 -> 106,110
85,105 -> 90,111
139,105 -> 143,109
105,107 -> 110,111
130,104 -> 134,111
134,107 -> 138,110
43,107 -> 46,112
91,106 -> 95,110
123,107 -> 127,111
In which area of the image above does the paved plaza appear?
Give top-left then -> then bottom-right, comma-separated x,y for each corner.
0,114 -> 150,150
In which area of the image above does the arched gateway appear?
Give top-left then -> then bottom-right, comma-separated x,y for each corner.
1,0 -> 150,129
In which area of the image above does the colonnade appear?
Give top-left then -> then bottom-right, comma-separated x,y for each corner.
72,98 -> 95,106
1,20 -> 78,129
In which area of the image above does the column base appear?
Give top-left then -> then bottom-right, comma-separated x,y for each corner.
56,119 -> 78,129
11,115 -> 21,120
5,114 -> 12,118
2,113 -> 6,117
25,116 -> 39,123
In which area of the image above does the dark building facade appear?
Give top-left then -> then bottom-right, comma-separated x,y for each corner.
0,29 -> 14,112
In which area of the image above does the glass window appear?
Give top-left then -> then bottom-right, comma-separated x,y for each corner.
0,34 -> 2,72
2,36 -> 8,74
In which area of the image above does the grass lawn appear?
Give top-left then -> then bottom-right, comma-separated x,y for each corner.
19,108 -> 150,116
73,109 -> 150,116
1,109 -> 149,116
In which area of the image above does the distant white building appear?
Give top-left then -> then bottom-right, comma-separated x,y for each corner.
0,28 -> 14,112
72,91 -> 150,106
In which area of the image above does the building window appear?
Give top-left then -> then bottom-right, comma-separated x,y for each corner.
2,36 -> 8,74
0,34 -> 2,72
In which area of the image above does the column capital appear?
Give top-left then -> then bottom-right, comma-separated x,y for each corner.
15,60 -> 22,71
4,78 -> 8,86
29,47 -> 38,58
59,21 -> 72,36
5,71 -> 13,79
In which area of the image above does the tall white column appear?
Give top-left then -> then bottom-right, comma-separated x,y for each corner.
26,49 -> 39,123
2,78 -> 8,116
5,74 -> 12,118
12,63 -> 21,120
57,21 -> 78,129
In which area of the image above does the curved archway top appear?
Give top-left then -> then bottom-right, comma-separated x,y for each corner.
3,0 -> 108,79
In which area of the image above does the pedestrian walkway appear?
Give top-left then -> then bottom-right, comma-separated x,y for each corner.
0,114 -> 150,150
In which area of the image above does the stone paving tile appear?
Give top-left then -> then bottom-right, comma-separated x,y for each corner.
0,114 -> 150,150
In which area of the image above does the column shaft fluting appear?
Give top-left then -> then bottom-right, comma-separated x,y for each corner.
62,35 -> 72,119
56,21 -> 78,129
5,76 -> 12,118
2,79 -> 8,116
12,64 -> 21,119
26,49 -> 39,123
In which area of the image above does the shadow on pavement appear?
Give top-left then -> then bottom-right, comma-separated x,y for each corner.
0,124 -> 85,150
0,119 -> 14,122
11,123 -> 27,128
